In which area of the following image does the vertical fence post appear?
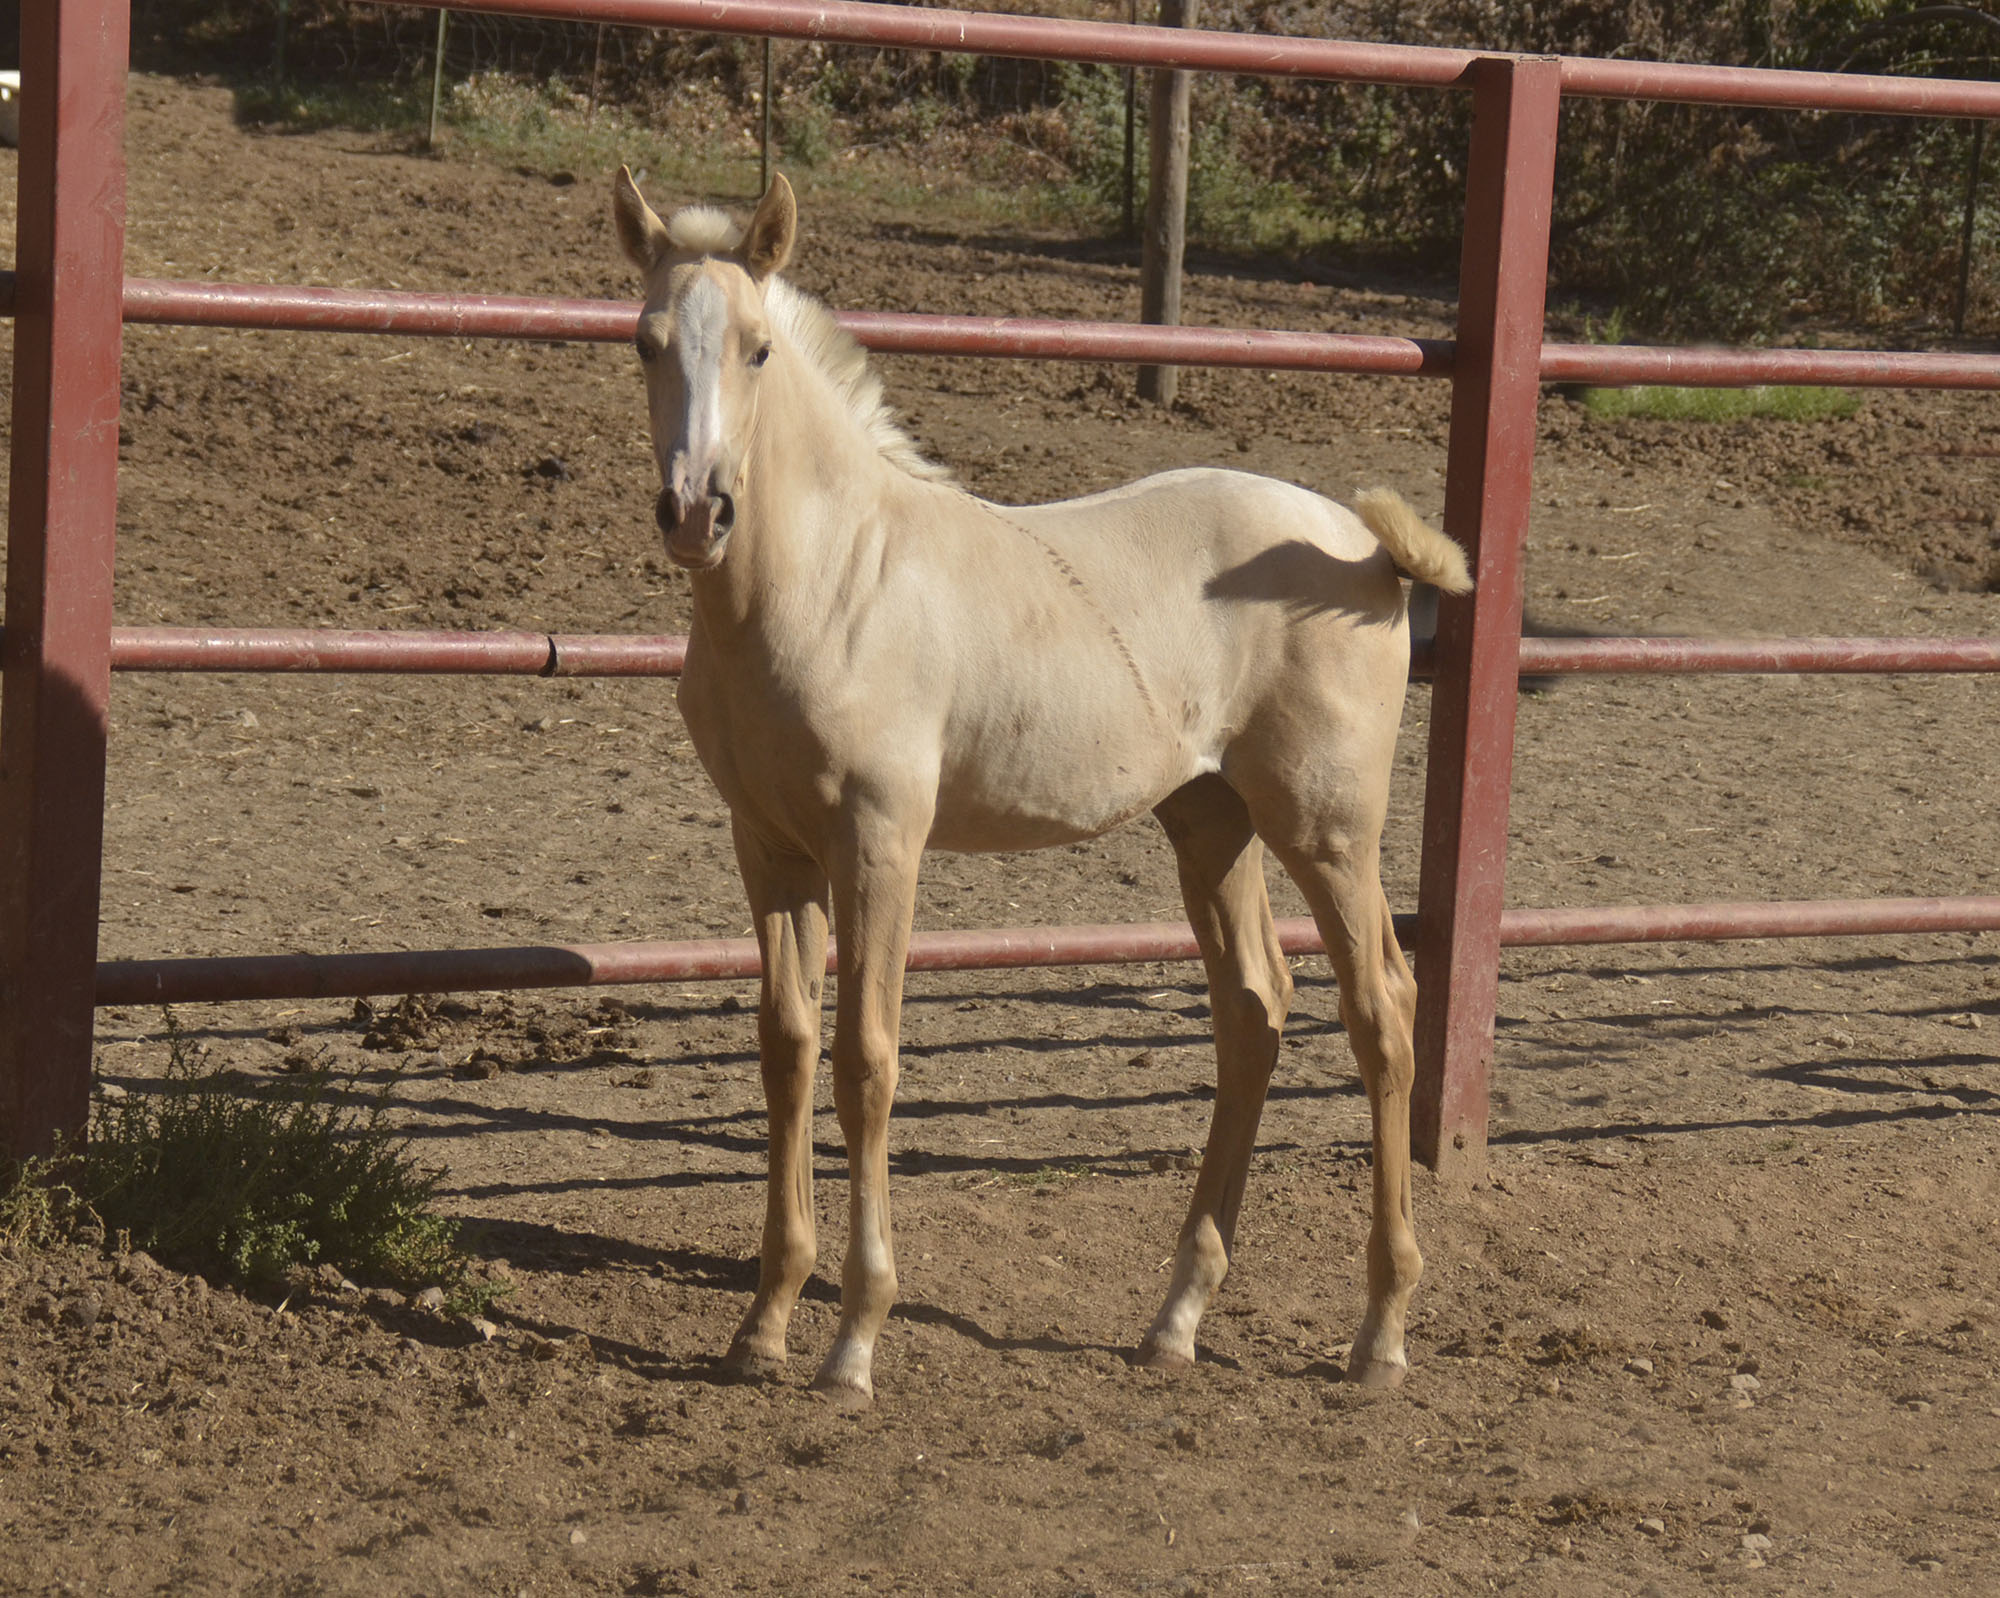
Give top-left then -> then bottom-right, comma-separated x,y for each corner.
1122,0 -> 1138,238
761,35 -> 773,195
1955,117 -> 1985,340
1137,0 -> 1197,405
1410,56 -> 1561,1180
1,0 -> 130,1161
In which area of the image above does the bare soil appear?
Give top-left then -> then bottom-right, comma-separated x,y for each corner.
3,76 -> 1998,1596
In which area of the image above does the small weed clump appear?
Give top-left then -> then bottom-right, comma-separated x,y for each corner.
1579,385 -> 1861,424
3,1011 -> 499,1316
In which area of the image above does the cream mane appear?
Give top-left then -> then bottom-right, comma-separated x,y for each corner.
666,205 -> 742,255
667,203 -> 952,486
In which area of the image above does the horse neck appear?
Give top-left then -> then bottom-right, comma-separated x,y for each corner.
688,340 -> 906,642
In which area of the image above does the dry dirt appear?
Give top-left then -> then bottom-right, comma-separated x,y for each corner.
3,75 -> 1999,1596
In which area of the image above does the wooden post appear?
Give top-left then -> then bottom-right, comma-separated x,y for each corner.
2,0 -> 130,1161
1137,0 -> 1197,406
1410,57 -> 1562,1181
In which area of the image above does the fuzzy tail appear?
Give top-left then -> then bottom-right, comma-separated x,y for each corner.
1354,488 -> 1473,595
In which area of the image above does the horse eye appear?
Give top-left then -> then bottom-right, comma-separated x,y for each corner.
635,337 -> 657,365
750,343 -> 772,369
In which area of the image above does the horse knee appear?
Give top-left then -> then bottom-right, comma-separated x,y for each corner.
759,986 -> 820,1060
1216,969 -> 1290,1048
831,1031 -> 898,1128
1341,983 -> 1414,1090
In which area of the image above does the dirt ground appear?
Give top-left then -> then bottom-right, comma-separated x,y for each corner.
2,75 -> 1998,1596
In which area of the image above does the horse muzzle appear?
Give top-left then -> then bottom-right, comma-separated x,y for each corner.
657,486 -> 735,570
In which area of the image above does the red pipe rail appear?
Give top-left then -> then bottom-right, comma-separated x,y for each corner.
6,0 -> 1999,1171
395,0 -> 2000,117
113,275 -> 2000,392
13,626 -> 1999,679
93,627 -> 690,677
97,897 -> 2000,1009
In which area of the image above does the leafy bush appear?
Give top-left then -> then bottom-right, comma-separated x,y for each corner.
4,1011 -> 499,1315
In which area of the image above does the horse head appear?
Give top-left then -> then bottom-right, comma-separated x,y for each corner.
613,168 -> 796,570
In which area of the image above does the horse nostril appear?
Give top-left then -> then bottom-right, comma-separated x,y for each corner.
654,491 -> 676,534
714,492 -> 736,532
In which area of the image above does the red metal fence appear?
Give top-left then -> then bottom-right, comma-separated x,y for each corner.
5,0 -> 1998,1176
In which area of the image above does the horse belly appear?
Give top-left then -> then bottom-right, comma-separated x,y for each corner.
927,715 -> 1202,853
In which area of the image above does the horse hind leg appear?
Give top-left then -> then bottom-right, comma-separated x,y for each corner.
1273,843 -> 1423,1387
1137,776 -> 1294,1369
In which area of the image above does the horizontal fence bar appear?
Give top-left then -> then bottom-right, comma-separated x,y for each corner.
382,0 -> 2000,117
1515,636 -> 2000,675
1558,52 -> 2000,118
120,278 -> 1452,375
547,633 -> 690,676
1500,897 -> 2000,946
108,280 -> 2000,392
95,895 -> 2000,1006
94,627 -> 689,676
108,627 -> 555,674
1541,342 -> 2000,392
34,628 -> 1991,679
122,277 -> 638,342
397,0 -> 1487,88
837,311 -> 1454,375
94,917 -> 1350,1005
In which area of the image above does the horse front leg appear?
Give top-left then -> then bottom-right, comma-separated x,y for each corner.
724,819 -> 830,1381
813,809 -> 926,1408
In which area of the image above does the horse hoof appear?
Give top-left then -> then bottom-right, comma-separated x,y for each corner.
808,1375 -> 874,1412
722,1343 -> 787,1384
1134,1336 -> 1195,1372
1344,1355 -> 1408,1390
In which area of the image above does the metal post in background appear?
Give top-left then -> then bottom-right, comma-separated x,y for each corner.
428,10 -> 450,151
1,0 -> 131,1161
1123,0 -> 1138,237
761,35 -> 773,194
1410,56 -> 1562,1180
1956,117 -> 1985,339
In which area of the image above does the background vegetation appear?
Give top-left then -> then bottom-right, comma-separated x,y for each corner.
129,1 -> 2000,340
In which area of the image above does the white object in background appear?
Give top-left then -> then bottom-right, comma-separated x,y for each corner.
0,73 -> 20,148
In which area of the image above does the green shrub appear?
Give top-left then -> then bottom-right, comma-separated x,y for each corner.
4,1010 -> 500,1316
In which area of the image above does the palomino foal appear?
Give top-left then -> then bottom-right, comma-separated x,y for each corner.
614,170 -> 1471,1406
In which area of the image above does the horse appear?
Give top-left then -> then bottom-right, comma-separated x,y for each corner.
612,170 -> 1472,1407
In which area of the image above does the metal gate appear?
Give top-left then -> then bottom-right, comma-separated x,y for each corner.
6,0 -> 1999,1177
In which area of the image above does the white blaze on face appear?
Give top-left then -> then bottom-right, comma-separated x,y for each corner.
670,273 -> 729,508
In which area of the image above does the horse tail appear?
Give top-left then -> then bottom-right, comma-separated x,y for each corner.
1353,488 -> 1473,596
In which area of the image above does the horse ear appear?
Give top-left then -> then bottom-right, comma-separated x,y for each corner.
742,173 -> 797,282
613,166 -> 672,273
